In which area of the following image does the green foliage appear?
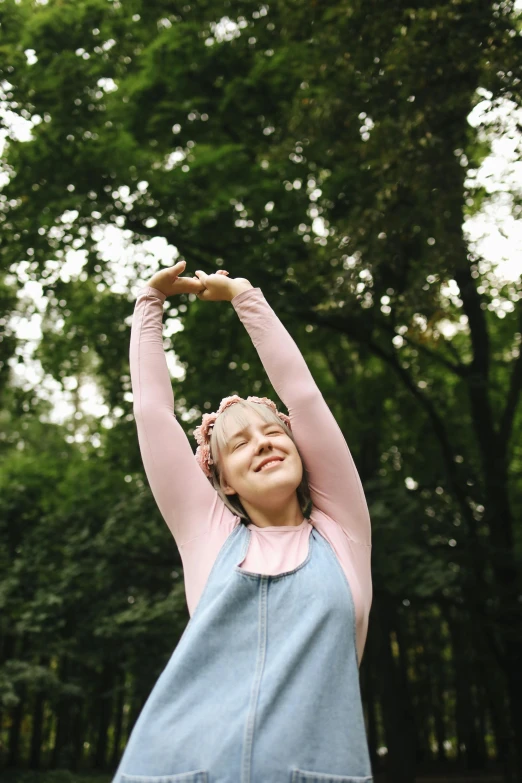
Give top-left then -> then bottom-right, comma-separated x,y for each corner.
0,0 -> 521,773
0,772 -> 110,783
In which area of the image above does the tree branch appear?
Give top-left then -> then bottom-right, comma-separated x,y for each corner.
453,263 -> 499,477
454,264 -> 491,379
297,306 -> 487,547
379,320 -> 467,377
500,304 -> 522,446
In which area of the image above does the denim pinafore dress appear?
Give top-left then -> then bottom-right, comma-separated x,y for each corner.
112,522 -> 373,783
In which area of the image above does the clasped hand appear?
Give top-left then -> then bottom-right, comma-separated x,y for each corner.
147,260 -> 250,301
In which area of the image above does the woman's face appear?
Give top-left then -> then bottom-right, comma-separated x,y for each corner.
219,409 -> 303,508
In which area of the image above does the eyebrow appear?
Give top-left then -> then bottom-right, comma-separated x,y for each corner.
228,422 -> 281,442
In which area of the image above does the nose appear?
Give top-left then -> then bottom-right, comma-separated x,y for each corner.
253,430 -> 279,456
254,434 -> 273,453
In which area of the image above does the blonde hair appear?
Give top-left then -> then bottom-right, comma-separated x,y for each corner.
208,400 -> 311,523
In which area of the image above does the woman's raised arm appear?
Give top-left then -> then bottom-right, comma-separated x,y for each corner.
229,286 -> 372,547
129,263 -> 231,547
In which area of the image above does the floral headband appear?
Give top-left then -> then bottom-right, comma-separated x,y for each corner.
193,394 -> 292,479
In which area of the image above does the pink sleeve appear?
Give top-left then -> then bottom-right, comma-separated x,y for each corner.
129,285 -> 232,547
231,287 -> 372,546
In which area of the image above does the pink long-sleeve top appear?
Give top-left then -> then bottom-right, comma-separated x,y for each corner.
130,285 -> 372,666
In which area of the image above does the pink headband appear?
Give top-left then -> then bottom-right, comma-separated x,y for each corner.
193,395 -> 292,478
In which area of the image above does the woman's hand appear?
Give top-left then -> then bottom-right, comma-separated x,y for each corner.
146,261 -> 229,298
194,269 -> 253,302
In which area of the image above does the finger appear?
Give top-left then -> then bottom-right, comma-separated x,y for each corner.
171,260 -> 186,280
176,273 -> 203,284
185,276 -> 205,289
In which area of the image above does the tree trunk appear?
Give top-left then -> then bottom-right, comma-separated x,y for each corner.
430,658 -> 447,764
93,661 -> 115,769
51,656 -> 79,769
29,690 -> 45,769
110,669 -> 126,769
409,610 -> 433,767
483,670 -> 511,768
71,701 -> 85,772
447,608 -> 489,772
29,654 -> 51,769
454,257 -> 522,783
475,683 -> 489,768
370,592 -> 416,783
7,683 -> 25,768
0,632 -> 16,759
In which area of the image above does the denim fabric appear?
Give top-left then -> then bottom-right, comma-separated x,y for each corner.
112,523 -> 373,783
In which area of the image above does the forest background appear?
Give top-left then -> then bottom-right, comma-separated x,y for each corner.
0,1 -> 521,782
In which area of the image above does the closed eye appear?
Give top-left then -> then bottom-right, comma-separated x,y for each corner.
233,431 -> 283,450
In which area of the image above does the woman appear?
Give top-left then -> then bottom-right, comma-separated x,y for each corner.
113,260 -> 373,783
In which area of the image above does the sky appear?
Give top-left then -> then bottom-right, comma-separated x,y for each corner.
1,36 -> 521,439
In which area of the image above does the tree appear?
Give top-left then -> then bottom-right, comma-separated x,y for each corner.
1,0 -> 521,777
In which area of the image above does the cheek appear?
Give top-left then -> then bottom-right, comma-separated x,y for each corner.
227,452 -> 248,477
290,446 -> 303,472
287,441 -> 299,459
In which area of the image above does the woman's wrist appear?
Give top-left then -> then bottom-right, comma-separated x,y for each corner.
145,282 -> 167,296
228,281 -> 254,301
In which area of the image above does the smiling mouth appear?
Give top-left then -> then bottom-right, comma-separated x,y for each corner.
256,459 -> 284,472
